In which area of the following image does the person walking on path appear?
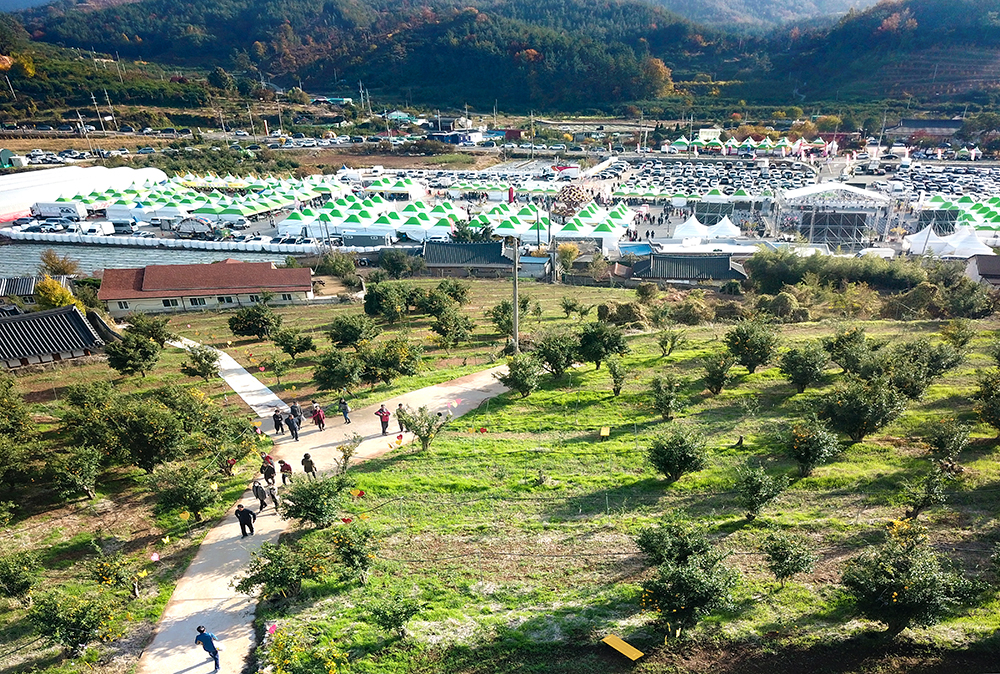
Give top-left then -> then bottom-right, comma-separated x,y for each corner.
235,504 -> 256,537
252,480 -> 268,512
272,409 -> 284,435
338,398 -> 351,424
375,404 -> 391,436
278,460 -> 292,485
267,485 -> 280,509
290,401 -> 302,425
312,405 -> 326,431
286,413 -> 300,441
194,626 -> 220,672
301,453 -> 317,480
260,460 -> 276,486
397,403 -> 406,433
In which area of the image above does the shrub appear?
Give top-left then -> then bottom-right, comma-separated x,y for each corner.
313,350 -> 362,392
923,419 -> 970,461
818,376 -> 908,443
105,331 -> 162,378
367,590 -> 421,637
0,374 -> 31,440
28,588 -> 122,650
436,279 -> 470,305
486,296 -> 530,337
123,311 -> 175,347
578,322 -> 628,370
0,436 -> 28,489
937,277 -> 996,318
50,445 -> 102,500
556,242 -> 579,272
87,549 -> 141,598
495,353 -> 542,398
760,530 -> 816,587
328,313 -> 381,349
534,330 -> 580,378
333,433 -> 363,474
363,282 -> 412,324
431,306 -> 475,350
778,342 -> 828,393
277,474 -> 353,528
272,327 -> 316,360
0,550 -> 41,603
841,520 -> 980,638
379,248 -> 424,278
327,523 -> 380,583
228,302 -> 282,339
147,463 -> 219,521
597,301 -> 648,327
232,541 -> 325,599
559,296 -> 581,318
636,282 -> 660,305
761,291 -> 799,319
702,352 -> 735,395
647,429 -> 706,483
650,375 -> 682,421
606,357 -> 627,396
902,464 -> 952,520
939,318 -> 976,350
657,329 -> 687,357
977,368 -> 1000,435
822,325 -> 881,374
735,462 -> 788,521
179,343 -> 220,382
414,288 -> 457,318
725,318 -> 780,374
786,418 -> 840,477
672,290 -> 714,325
358,336 -> 422,386
396,405 -> 451,451
315,250 -> 357,277
635,517 -> 710,566
640,553 -> 738,630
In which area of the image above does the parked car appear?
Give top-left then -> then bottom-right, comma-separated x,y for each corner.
137,147 -> 156,154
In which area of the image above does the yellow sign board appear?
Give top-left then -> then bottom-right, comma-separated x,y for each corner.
601,634 -> 643,661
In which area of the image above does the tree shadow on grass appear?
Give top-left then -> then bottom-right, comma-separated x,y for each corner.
542,478 -> 664,521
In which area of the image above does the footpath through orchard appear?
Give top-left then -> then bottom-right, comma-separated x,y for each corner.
138,340 -> 506,674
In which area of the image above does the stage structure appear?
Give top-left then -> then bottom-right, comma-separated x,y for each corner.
777,183 -> 892,251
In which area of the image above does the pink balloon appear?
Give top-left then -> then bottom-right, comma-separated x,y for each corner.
267,624 -> 277,634
151,552 -> 160,562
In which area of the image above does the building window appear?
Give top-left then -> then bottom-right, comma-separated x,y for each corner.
21,295 -> 35,304
217,296 -> 234,304
281,293 -> 293,301
249,294 -> 262,303
117,301 -> 130,310
161,299 -> 179,308
190,297 -> 206,307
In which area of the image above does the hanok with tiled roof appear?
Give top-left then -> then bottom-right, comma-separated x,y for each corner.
97,260 -> 313,317
0,305 -> 104,370
423,241 -> 513,278
0,276 -> 72,308
633,254 -> 747,282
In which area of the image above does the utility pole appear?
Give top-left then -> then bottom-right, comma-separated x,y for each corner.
247,103 -> 257,143
512,239 -> 520,353
76,110 -> 95,157
104,89 -> 118,131
90,92 -> 107,136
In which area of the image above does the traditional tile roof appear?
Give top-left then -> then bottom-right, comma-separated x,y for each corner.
967,255 -> 1000,285
0,276 -> 70,297
633,254 -> 747,281
0,305 -> 103,361
97,260 -> 312,301
423,242 -> 512,268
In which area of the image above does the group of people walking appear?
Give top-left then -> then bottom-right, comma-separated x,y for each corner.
234,451 -> 319,538
271,400 -> 326,441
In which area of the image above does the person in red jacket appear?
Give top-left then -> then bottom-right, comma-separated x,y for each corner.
375,404 -> 391,436
311,405 -> 326,431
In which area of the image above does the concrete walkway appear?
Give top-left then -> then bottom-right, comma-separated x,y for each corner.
170,338 -> 288,415
135,345 -> 506,674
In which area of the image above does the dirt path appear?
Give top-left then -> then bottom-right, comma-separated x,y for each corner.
134,357 -> 507,674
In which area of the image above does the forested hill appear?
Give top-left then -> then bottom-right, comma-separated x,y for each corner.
773,0 -> 1000,99
651,0 -> 877,30
19,0 -> 727,108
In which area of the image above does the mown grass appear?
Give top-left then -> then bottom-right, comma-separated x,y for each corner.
252,311 -> 1000,672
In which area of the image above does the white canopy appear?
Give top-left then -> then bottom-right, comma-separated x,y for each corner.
782,182 -> 891,203
942,226 -> 996,258
706,216 -> 741,238
672,215 -> 709,238
904,224 -> 947,255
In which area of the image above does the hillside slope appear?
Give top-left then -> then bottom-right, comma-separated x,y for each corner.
652,0 -> 878,29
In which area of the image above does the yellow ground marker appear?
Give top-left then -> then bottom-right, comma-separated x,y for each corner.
601,634 -> 644,661
600,426 -> 611,440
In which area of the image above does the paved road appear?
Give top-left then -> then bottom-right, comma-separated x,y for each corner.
135,345 -> 507,674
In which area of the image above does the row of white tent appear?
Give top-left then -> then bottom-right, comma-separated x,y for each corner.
673,215 -> 743,239
904,224 -> 995,257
